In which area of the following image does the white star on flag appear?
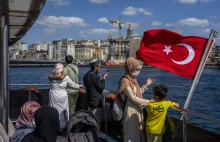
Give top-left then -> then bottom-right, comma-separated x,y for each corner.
163,45 -> 173,55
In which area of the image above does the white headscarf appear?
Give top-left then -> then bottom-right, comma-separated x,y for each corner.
51,63 -> 63,75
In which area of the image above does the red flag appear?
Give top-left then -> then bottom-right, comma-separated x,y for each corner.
136,29 -> 211,80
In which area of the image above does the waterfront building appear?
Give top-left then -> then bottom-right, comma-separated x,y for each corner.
129,39 -> 141,58
47,44 -> 54,60
107,24 -> 143,63
108,38 -> 142,63
9,42 -> 28,59
109,38 -> 130,62
75,44 -> 93,62
28,44 -> 37,52
94,48 -> 105,60
53,38 -> 76,61
207,45 -> 220,63
100,43 -> 110,61
38,42 -> 48,51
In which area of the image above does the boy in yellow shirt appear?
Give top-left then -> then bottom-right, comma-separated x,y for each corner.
146,84 -> 179,142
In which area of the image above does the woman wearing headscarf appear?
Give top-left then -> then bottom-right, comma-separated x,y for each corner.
21,106 -> 60,142
49,63 -> 83,129
119,57 -> 154,142
11,101 -> 41,142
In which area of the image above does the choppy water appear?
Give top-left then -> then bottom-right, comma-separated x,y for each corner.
10,67 -> 220,134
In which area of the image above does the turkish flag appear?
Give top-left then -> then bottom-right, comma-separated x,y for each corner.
136,29 -> 212,80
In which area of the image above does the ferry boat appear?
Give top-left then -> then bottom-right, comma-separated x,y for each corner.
102,61 -> 124,67
0,0 -> 220,142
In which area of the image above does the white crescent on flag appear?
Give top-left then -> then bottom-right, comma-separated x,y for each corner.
171,43 -> 195,65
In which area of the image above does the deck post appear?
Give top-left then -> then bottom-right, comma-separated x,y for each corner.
183,113 -> 187,142
0,13 -> 9,133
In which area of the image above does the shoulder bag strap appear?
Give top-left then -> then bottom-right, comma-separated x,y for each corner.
118,75 -> 130,111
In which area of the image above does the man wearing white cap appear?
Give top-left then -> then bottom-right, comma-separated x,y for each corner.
83,58 -> 108,126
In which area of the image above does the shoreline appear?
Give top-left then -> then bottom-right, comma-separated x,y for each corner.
9,64 -> 220,69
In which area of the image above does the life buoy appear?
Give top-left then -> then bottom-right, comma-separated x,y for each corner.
107,93 -> 116,100
23,87 -> 43,105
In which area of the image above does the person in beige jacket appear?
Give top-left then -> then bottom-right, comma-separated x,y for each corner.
118,57 -> 154,142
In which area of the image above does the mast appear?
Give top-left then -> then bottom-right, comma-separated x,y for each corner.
180,30 -> 218,120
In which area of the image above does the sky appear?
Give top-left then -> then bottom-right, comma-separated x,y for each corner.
20,0 -> 220,45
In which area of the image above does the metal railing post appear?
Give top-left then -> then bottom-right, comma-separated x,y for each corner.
183,113 -> 187,142
28,86 -> 32,101
103,93 -> 108,139
0,2 -> 9,133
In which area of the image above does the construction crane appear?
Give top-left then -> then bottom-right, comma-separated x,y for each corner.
109,16 -> 146,62
109,16 -> 147,39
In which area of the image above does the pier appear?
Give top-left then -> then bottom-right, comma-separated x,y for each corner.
9,60 -> 64,67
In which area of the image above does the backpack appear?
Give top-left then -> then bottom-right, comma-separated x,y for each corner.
67,110 -> 101,142
111,75 -> 130,122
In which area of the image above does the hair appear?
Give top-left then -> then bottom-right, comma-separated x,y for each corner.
65,55 -> 73,64
90,64 -> 100,70
153,84 -> 168,100
91,66 -> 95,70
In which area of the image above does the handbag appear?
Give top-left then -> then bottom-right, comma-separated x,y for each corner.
111,76 -> 129,121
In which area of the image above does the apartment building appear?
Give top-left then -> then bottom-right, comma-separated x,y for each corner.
75,44 -> 93,61
53,38 -> 76,61
109,39 -> 130,62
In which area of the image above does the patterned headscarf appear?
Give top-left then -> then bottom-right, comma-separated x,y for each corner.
16,101 -> 41,127
51,63 -> 64,75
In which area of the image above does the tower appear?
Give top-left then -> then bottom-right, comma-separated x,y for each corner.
127,23 -> 134,39
108,32 -> 113,40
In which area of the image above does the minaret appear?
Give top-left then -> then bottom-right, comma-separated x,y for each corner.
127,23 -> 134,39
108,32 -> 113,40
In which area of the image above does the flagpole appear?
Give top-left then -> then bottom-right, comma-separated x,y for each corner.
180,30 -> 218,120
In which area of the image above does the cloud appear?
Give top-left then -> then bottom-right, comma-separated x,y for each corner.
210,16 -> 216,19
177,18 -> 209,26
174,29 -> 183,34
201,28 -> 210,33
122,6 -> 152,16
152,21 -> 162,26
49,0 -> 71,6
177,0 -> 198,4
36,16 -> 88,28
176,0 -> 215,4
89,0 -> 108,4
122,7 -> 137,15
40,29 -> 56,35
137,8 -> 152,16
164,18 -> 209,28
79,28 -> 117,37
79,34 -> 89,38
98,17 -> 109,23
211,22 -> 220,27
164,23 -> 176,27
200,0 -> 215,2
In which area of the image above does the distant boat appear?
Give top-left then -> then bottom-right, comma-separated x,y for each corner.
102,61 -> 124,66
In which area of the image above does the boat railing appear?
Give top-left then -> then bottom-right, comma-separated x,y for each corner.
9,84 -> 220,142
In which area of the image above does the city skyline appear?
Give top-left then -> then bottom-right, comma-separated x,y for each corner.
19,0 -> 220,45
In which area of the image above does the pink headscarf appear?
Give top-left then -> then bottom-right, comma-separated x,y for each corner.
16,101 -> 41,127
51,63 -> 64,75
